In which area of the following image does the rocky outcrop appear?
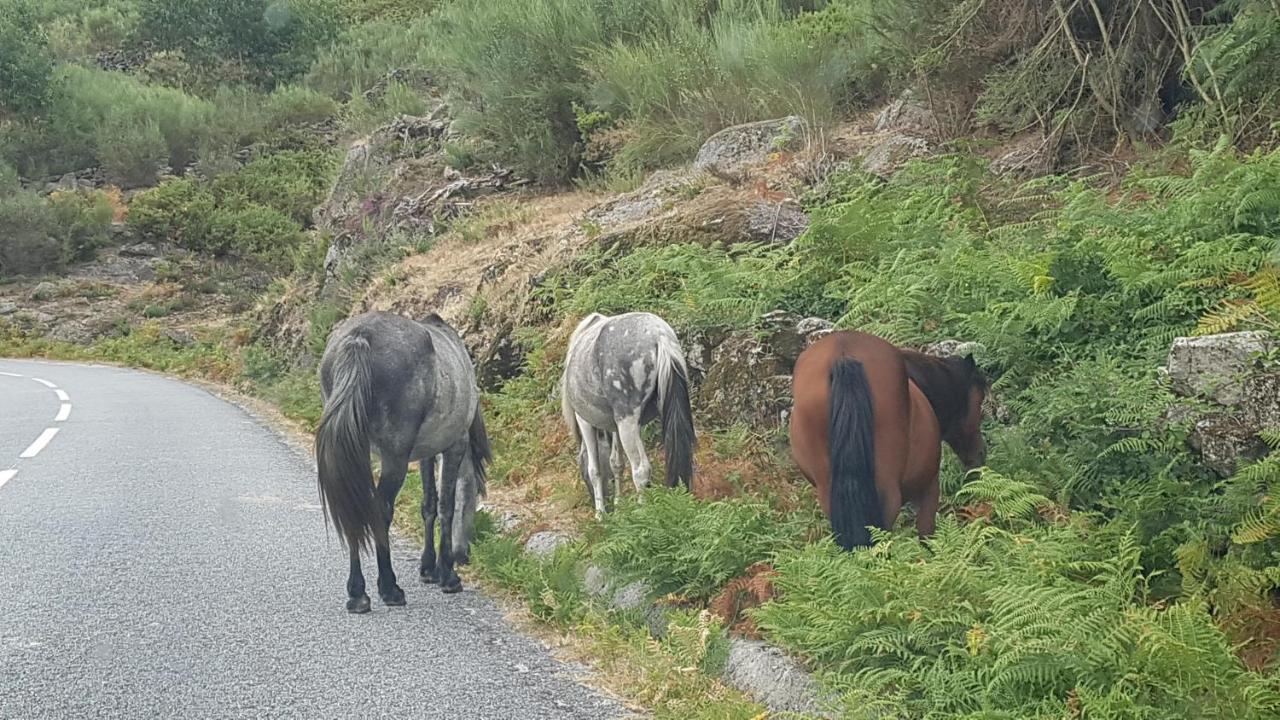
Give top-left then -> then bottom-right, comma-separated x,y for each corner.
1164,332 -> 1280,476
860,90 -> 941,180
861,135 -> 933,179
693,116 -> 807,176
688,312 -> 833,430
874,90 -> 937,137
990,132 -> 1056,178
317,110 -> 528,283
1166,332 -> 1275,405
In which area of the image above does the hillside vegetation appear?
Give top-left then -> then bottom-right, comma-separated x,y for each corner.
4,1 -> 1280,717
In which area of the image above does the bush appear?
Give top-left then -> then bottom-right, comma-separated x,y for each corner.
208,203 -> 304,261
303,20 -> 433,99
45,3 -> 139,60
134,0 -> 343,85
585,1 -> 865,171
0,183 -> 114,276
95,117 -> 168,187
0,0 -> 55,115
263,84 -> 340,127
211,149 -> 337,224
425,0 -> 606,183
127,178 -> 215,248
8,66 -> 218,179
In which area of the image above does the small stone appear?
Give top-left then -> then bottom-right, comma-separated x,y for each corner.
922,339 -> 984,358
861,134 -> 933,179
524,531 -> 570,560
874,89 -> 936,136
583,565 -> 610,598
0,301 -> 17,315
722,638 -> 834,717
164,328 -> 196,347
611,580 -> 651,611
119,242 -> 161,258
29,282 -> 58,301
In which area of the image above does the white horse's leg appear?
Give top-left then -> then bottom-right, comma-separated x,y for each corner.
609,431 -> 624,500
616,414 -> 651,499
576,415 -> 607,517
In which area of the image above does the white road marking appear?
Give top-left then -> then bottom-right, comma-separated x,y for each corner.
0,470 -> 16,489
20,429 -> 60,459
55,389 -> 69,402
0,371 -> 22,378
55,404 -> 72,422
32,378 -> 57,389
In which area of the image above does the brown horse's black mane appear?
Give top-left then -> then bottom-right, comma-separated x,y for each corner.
901,350 -> 983,433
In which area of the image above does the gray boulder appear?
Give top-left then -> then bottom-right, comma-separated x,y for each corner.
1166,332 -> 1275,406
722,638 -> 833,717
1164,332 -> 1280,476
861,135 -> 933,179
694,117 -> 807,176
523,531 -> 571,560
874,90 -> 936,137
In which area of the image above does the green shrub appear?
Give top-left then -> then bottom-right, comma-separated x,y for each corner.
47,188 -> 116,263
0,0 -> 55,115
585,1 -> 865,171
303,20 -> 433,99
127,178 -> 216,248
211,149 -> 337,224
425,0 -> 606,182
0,189 -> 61,275
134,0 -> 343,85
0,178 -> 114,277
593,488 -> 811,600
46,3 -> 139,60
95,117 -> 168,187
19,66 -> 217,178
207,203 -> 304,261
263,84 -> 340,126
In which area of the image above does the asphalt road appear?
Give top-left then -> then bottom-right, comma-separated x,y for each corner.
0,359 -> 630,719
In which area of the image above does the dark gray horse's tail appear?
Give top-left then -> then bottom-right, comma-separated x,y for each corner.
315,333 -> 381,552
656,334 -> 695,489
829,357 -> 880,549
468,407 -> 492,497
453,407 -> 493,565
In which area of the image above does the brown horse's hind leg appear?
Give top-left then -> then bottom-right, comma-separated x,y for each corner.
915,473 -> 940,538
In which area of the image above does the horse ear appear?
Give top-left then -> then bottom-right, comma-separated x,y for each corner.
962,353 -> 976,371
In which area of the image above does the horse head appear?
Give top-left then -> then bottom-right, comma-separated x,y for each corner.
946,354 -> 988,470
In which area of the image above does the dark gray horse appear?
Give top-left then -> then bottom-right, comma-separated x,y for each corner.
316,311 -> 491,613
560,312 -> 695,516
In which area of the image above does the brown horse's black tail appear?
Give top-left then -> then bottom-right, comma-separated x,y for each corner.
829,358 -> 881,549
315,332 -> 381,552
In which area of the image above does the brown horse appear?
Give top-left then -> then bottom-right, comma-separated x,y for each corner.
789,331 -> 987,549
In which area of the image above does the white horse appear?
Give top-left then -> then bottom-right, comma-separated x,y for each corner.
560,312 -> 695,516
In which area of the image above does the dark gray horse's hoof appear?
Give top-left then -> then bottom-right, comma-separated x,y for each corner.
347,595 -> 372,614
441,576 -> 463,594
381,586 -> 406,606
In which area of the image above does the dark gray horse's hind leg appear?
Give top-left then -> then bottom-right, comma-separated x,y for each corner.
374,455 -> 409,607
347,547 -> 370,613
436,445 -> 466,594
419,455 -> 438,582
